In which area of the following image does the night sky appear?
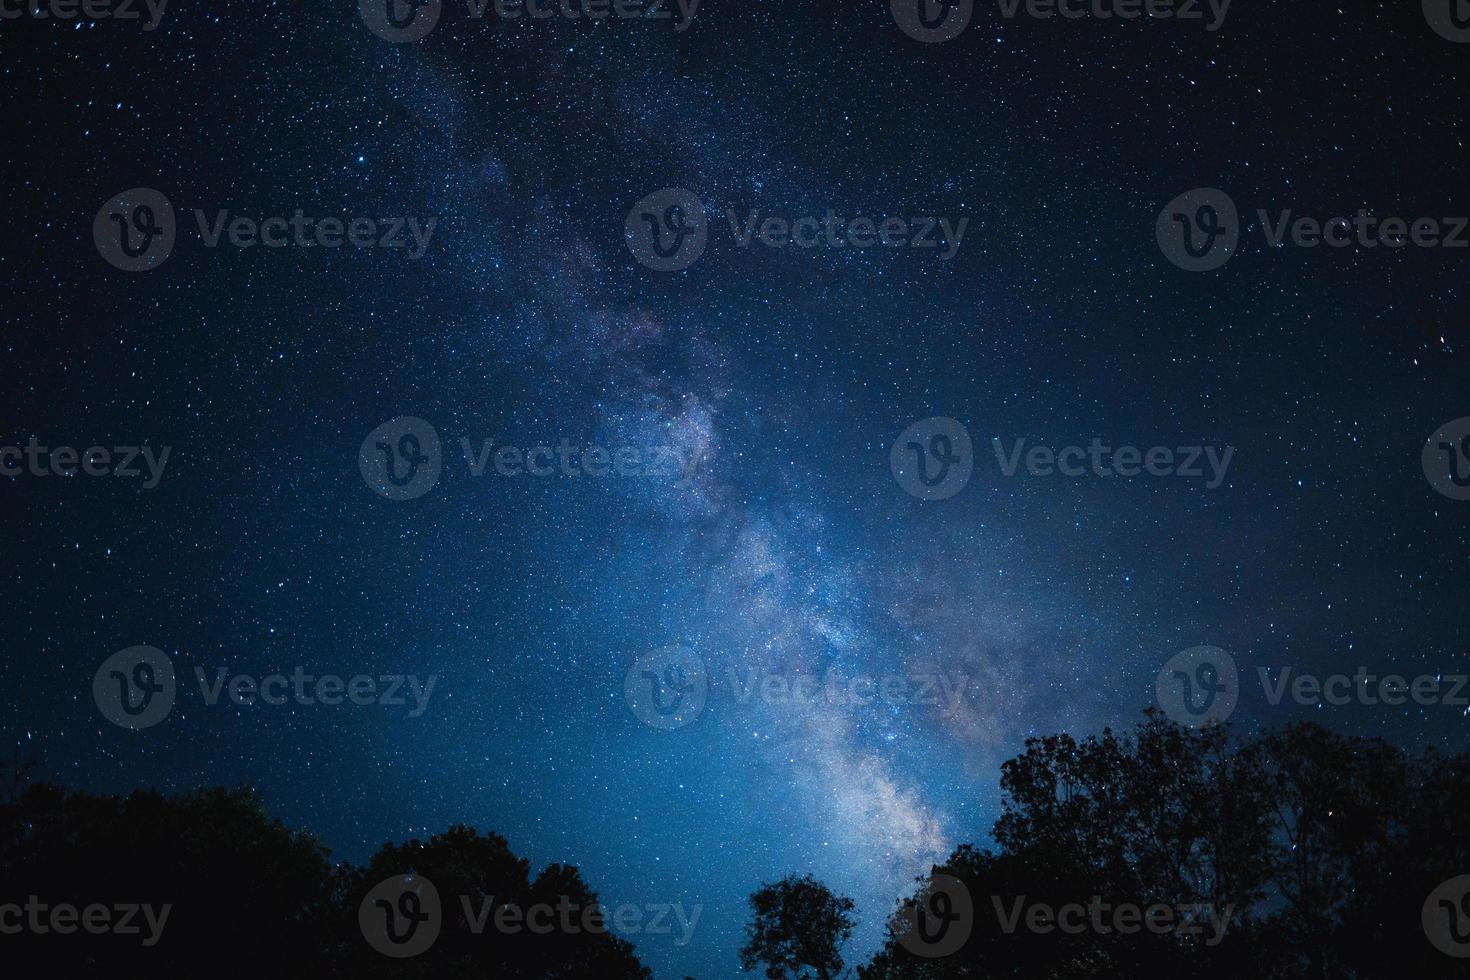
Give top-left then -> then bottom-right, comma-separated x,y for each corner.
4,1 -> 1470,976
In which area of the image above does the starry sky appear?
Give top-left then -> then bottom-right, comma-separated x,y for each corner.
4,1 -> 1470,976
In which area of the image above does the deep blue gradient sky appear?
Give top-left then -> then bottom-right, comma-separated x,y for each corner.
4,1 -> 1470,976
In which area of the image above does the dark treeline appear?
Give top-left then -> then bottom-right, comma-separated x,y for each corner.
854,712 -> 1469,980
0,782 -> 648,978
4,712 -> 1465,978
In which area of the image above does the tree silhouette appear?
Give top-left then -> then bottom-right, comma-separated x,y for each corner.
0,785 -> 651,978
0,783 -> 339,979
6,711 -> 1464,980
0,735 -> 41,803
345,825 -> 650,979
740,872 -> 856,980
859,712 -> 1470,979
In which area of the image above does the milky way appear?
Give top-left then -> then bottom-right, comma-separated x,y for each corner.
5,2 -> 1470,977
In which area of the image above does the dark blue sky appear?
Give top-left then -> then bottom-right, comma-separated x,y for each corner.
3,1 -> 1469,976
